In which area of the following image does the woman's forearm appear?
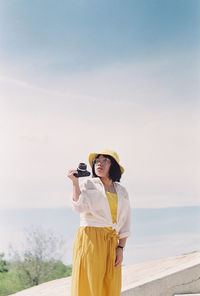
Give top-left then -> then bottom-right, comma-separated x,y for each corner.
72,180 -> 81,202
118,237 -> 127,247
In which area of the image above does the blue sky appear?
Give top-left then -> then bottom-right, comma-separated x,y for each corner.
0,0 -> 199,209
1,0 -> 199,72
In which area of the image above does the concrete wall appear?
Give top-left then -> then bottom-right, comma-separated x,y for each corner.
121,263 -> 200,296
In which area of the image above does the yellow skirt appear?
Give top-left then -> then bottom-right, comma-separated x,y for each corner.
71,226 -> 122,296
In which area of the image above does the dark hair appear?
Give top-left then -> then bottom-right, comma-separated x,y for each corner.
92,154 -> 122,182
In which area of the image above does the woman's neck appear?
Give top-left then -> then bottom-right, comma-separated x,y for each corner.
100,177 -> 116,193
100,177 -> 113,187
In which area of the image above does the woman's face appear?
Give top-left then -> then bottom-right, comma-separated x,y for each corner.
94,155 -> 111,179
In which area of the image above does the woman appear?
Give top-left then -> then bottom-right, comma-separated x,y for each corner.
67,149 -> 131,296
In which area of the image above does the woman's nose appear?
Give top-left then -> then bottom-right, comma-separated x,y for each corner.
97,162 -> 103,167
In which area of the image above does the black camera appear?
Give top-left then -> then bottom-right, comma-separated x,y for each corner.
73,163 -> 91,178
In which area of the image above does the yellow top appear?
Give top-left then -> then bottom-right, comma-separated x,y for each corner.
105,191 -> 118,223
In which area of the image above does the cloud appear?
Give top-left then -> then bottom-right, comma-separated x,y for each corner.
0,56 -> 199,209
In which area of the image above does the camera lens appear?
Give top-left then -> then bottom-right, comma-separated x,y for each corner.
79,163 -> 87,170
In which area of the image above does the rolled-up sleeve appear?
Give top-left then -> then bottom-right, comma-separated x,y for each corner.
71,179 -> 90,213
118,188 -> 131,239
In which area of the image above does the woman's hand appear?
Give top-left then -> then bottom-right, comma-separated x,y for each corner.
114,247 -> 123,267
67,169 -> 79,183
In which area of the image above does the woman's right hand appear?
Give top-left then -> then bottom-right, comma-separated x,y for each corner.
67,169 -> 79,183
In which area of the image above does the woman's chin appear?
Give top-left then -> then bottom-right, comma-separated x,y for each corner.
96,172 -> 105,177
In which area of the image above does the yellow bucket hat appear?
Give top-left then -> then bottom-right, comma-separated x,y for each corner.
88,149 -> 124,174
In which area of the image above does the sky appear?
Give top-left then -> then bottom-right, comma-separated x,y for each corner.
0,0 -> 199,209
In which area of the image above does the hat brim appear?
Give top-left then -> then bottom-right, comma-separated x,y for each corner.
88,152 -> 124,174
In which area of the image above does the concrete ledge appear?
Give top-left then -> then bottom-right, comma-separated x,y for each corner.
121,251 -> 200,296
10,251 -> 200,296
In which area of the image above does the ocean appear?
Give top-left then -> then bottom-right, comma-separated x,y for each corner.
0,206 -> 199,266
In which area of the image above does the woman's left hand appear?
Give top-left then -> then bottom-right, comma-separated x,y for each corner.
114,247 -> 123,267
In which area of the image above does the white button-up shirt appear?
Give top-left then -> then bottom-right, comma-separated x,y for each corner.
71,177 -> 131,239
